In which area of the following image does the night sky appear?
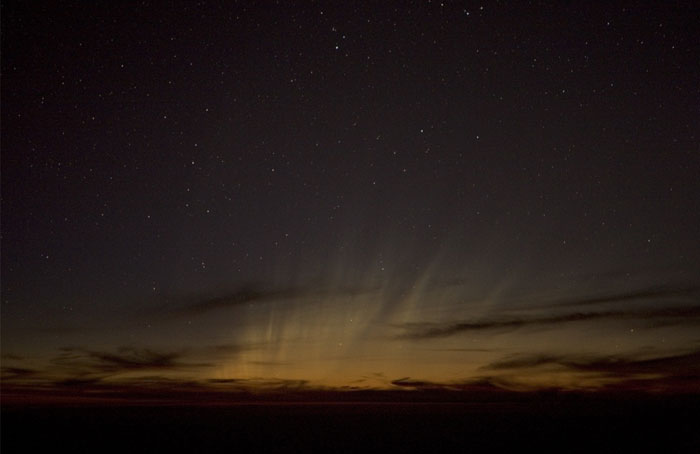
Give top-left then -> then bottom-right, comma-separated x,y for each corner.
2,1 -> 699,397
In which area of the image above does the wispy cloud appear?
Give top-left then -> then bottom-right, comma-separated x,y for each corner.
167,282 -> 379,318
207,377 -> 309,390
534,284 -> 699,309
482,349 -> 700,392
394,283 -> 700,340
3,343 -> 262,391
390,376 -> 510,393
247,360 -> 292,366
485,350 -> 700,376
52,346 -> 212,376
54,376 -> 105,387
397,305 -> 700,339
1,367 -> 38,381
174,285 -> 296,316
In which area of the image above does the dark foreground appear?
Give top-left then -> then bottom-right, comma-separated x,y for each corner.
3,397 -> 700,453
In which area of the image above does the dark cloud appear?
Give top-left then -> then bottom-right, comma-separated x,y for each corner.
50,375 -> 209,392
54,376 -> 105,387
52,347 -> 212,375
537,284 -> 700,309
599,374 -> 700,393
483,350 -> 700,392
541,350 -> 699,377
247,360 -> 291,366
391,377 -> 437,389
3,345 -> 254,393
175,284 -> 294,316
166,282 -> 379,318
87,349 -> 182,371
1,367 -> 38,381
390,376 -> 510,393
207,377 -> 309,390
397,305 -> 700,339
485,354 -> 570,371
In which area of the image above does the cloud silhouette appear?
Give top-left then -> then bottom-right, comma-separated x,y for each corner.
52,347 -> 212,375
397,305 -> 700,339
535,284 -> 699,309
486,350 -> 700,375
247,360 -> 292,366
175,284 -> 292,316
390,376 -> 512,393
166,282 -> 379,318
54,376 -> 105,387
482,349 -> 700,392
207,377 -> 309,390
1,367 -> 38,381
